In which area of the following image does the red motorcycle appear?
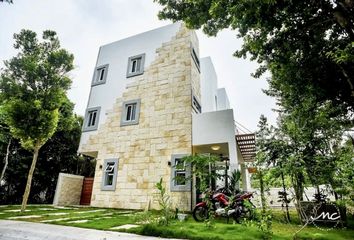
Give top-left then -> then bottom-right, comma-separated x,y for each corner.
192,189 -> 255,223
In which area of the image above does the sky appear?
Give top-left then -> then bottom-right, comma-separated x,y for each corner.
0,0 -> 277,132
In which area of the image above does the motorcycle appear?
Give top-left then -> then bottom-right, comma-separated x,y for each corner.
192,189 -> 255,223
232,191 -> 256,223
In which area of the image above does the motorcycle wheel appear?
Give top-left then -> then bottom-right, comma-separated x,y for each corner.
232,206 -> 254,224
193,206 -> 208,222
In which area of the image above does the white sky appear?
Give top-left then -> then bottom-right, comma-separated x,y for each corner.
0,0 -> 277,132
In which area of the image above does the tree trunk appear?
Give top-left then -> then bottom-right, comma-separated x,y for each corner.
21,143 -> 41,212
259,170 -> 267,214
0,138 -> 11,184
280,169 -> 291,222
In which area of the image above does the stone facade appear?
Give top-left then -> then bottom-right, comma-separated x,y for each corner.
79,25 -> 200,211
53,173 -> 84,206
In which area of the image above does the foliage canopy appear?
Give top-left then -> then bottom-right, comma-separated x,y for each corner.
0,29 -> 74,150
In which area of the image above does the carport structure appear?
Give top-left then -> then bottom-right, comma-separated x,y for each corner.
236,133 -> 256,191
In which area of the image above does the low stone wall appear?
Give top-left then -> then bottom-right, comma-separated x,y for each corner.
53,173 -> 84,206
251,186 -> 336,208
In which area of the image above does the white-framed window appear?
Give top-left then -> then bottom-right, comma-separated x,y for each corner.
83,107 -> 101,132
127,53 -> 145,78
121,99 -> 141,126
92,64 -> 109,86
125,103 -> 137,121
170,154 -> 191,192
101,158 -> 118,191
174,158 -> 187,186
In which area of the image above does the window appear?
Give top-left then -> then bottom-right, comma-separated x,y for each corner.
101,158 -> 118,191
125,103 -> 136,121
127,53 -> 145,78
191,46 -> 200,72
92,64 -> 109,86
192,95 -> 202,113
170,154 -> 191,192
174,158 -> 186,186
121,99 -> 141,126
83,107 -> 101,132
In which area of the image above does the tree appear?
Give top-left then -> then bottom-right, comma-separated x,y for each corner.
154,0 -> 354,113
0,115 -> 12,184
0,29 -> 74,211
0,111 -> 95,205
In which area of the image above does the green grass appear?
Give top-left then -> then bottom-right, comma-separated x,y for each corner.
124,220 -> 264,240
0,205 -> 353,240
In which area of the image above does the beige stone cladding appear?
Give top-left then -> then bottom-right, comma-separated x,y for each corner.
79,25 -> 200,211
53,173 -> 84,206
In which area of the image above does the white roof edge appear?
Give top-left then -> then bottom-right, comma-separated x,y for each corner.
101,22 -> 182,48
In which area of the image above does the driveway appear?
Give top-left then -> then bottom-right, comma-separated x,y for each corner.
0,220 -> 182,240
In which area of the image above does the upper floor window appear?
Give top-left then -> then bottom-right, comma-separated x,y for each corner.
192,95 -> 202,114
125,103 -> 137,121
92,64 -> 109,86
121,99 -> 141,126
127,53 -> 145,78
191,46 -> 200,72
83,106 -> 101,132
101,158 -> 118,191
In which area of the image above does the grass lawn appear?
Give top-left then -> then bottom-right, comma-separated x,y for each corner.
0,205 -> 353,240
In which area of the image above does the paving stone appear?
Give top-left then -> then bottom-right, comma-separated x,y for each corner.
110,224 -> 140,230
67,219 -> 89,223
8,215 -> 41,219
73,209 -> 106,214
53,206 -> 78,210
38,208 -> 57,211
47,212 -> 68,216
40,218 -> 71,223
4,209 -> 31,212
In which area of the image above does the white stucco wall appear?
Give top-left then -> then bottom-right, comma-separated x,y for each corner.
192,109 -> 239,170
200,57 -> 217,113
80,23 -> 181,147
216,88 -> 230,110
200,57 -> 230,113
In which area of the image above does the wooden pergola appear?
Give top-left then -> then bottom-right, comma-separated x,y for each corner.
235,133 -> 256,162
